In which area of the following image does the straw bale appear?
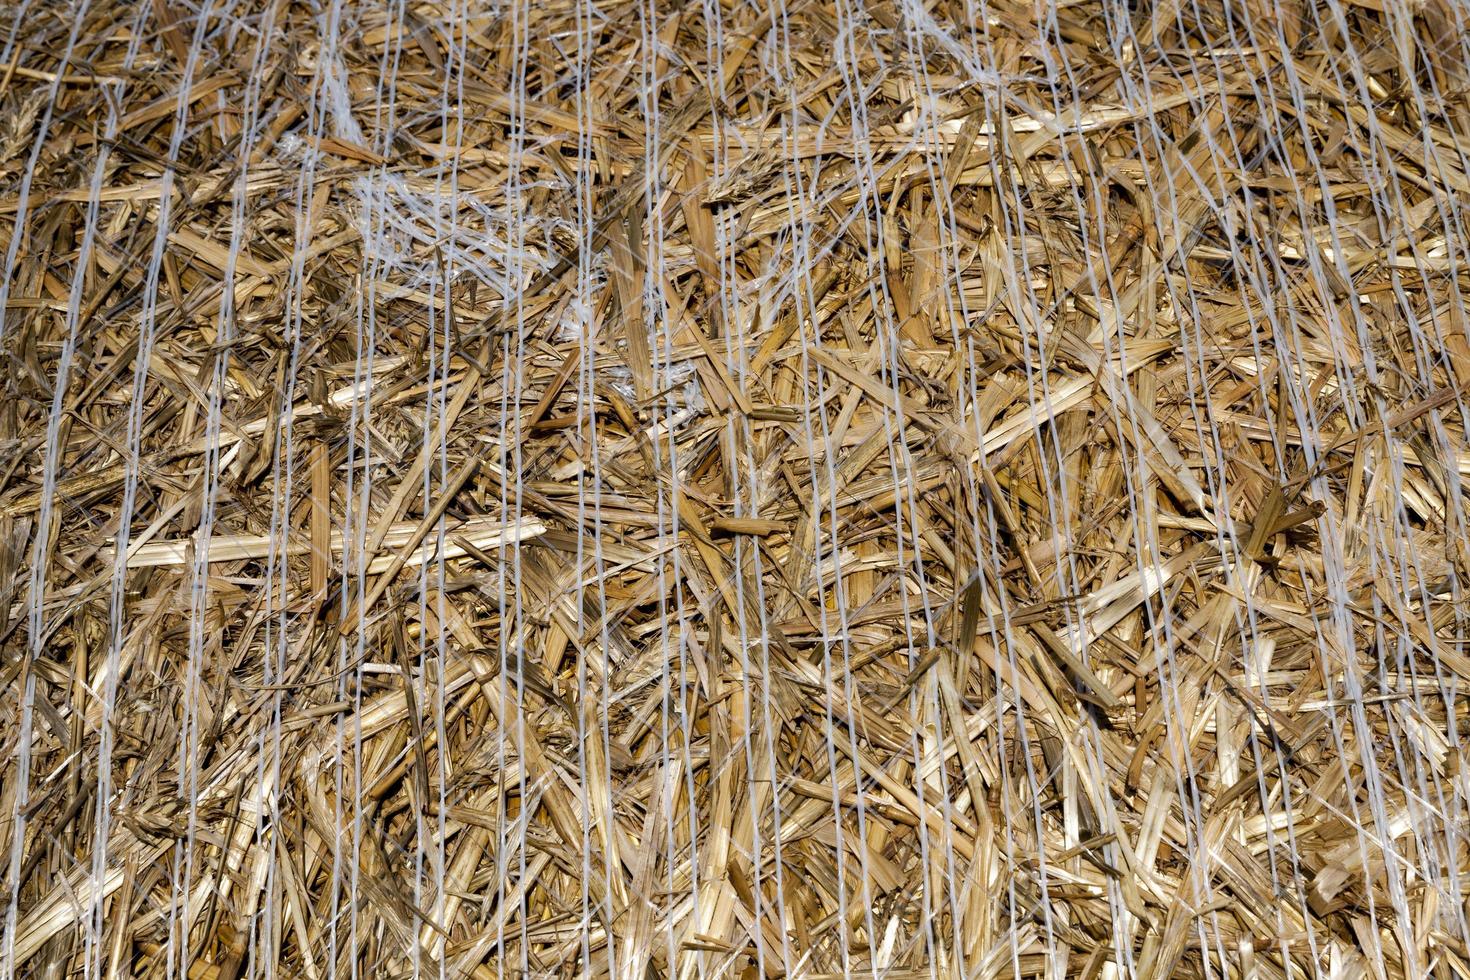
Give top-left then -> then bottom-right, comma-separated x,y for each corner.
0,0 -> 1467,976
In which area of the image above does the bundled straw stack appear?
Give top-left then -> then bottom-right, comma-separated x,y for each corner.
1,0 -> 1467,975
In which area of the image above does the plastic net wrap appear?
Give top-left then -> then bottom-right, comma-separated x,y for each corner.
0,0 -> 1467,976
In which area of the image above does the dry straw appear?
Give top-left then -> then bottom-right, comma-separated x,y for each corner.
0,0 -> 1467,976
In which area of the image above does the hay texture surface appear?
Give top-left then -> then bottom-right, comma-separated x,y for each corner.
1,0 -> 1468,976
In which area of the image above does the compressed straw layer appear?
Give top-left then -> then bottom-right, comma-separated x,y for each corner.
0,0 -> 1467,976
